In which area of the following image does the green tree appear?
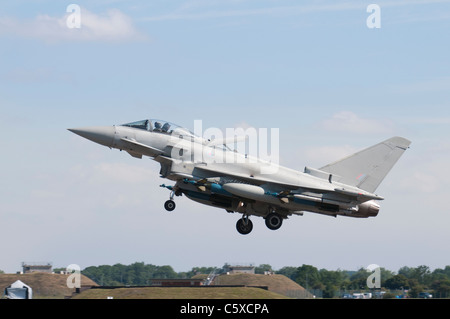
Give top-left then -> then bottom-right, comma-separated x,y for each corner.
380,267 -> 395,286
398,266 -> 413,278
349,268 -> 370,290
437,266 -> 450,278
431,279 -> 450,298
276,267 -> 298,280
412,265 -> 432,285
294,265 -> 321,290
153,265 -> 177,279
319,269 -> 348,298
399,265 -> 431,285
409,284 -> 425,298
384,274 -> 409,290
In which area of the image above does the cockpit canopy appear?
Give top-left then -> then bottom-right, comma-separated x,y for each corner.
120,119 -> 197,139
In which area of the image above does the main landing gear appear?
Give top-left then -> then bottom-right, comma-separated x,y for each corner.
235,212 -> 283,235
236,215 -> 253,235
265,213 -> 283,230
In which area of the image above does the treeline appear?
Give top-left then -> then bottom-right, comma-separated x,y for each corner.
81,263 -> 274,286
82,263 -> 188,286
277,264 -> 450,298
80,262 -> 450,298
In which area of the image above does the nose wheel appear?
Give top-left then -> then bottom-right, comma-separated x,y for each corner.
236,216 -> 253,235
164,200 -> 176,211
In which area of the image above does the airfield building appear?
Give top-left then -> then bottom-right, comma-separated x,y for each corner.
226,264 -> 256,274
22,262 -> 53,274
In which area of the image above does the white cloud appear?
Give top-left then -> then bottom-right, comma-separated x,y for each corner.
321,111 -> 394,134
0,8 -> 147,43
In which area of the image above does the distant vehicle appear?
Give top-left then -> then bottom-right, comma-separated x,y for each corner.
418,292 -> 433,299
342,292 -> 373,299
373,291 -> 386,299
352,292 -> 372,299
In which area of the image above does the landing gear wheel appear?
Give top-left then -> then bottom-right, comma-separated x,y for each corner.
236,217 -> 253,235
265,213 -> 283,230
164,200 -> 176,212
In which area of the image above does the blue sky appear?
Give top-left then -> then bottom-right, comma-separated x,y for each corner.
1,0 -> 450,274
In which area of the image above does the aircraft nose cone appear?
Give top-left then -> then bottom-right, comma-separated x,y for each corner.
68,126 -> 115,147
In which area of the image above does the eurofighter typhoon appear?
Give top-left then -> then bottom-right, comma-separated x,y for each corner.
69,119 -> 410,235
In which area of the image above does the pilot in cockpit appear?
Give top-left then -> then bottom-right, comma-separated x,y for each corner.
154,122 -> 162,132
162,122 -> 171,133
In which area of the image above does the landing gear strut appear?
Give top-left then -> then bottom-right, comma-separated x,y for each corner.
236,215 -> 253,235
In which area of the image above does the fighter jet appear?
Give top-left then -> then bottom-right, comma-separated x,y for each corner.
69,119 -> 411,235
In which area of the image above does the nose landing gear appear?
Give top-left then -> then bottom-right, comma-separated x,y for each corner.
164,200 -> 176,211
160,184 -> 181,212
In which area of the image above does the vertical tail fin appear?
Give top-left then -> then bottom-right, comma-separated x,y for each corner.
320,137 -> 411,193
